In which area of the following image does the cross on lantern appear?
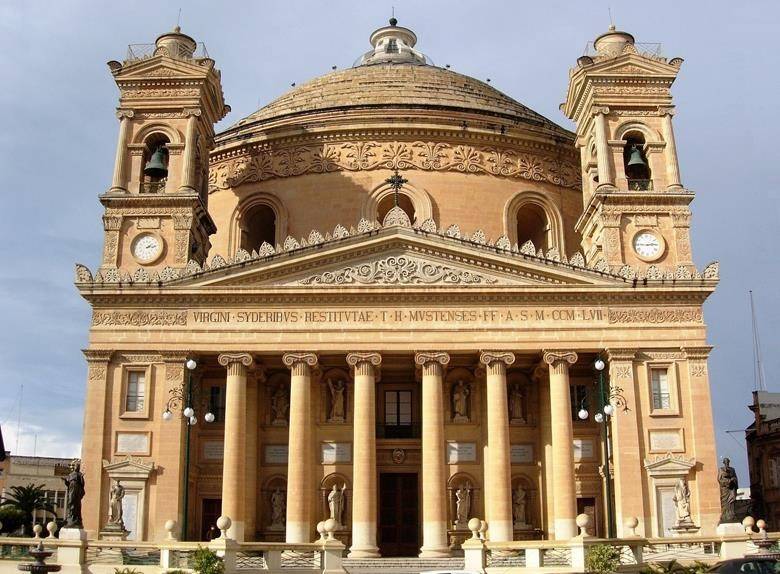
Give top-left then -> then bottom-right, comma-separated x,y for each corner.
385,169 -> 408,208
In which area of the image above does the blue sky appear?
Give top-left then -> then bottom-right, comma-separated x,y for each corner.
0,0 -> 777,483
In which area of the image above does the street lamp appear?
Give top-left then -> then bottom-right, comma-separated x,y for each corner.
161,358 -> 215,540
576,357 -> 629,538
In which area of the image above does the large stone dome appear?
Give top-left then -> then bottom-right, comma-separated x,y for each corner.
217,19 -> 571,145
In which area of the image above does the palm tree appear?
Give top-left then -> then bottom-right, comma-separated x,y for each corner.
0,484 -> 56,536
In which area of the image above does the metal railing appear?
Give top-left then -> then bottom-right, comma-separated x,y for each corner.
126,42 -> 209,62
584,41 -> 664,59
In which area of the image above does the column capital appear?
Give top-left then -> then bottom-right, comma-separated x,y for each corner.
218,353 -> 254,368
479,351 -> 516,367
592,105 -> 610,116
346,352 -> 382,368
282,352 -> 318,369
542,350 -> 578,367
658,105 -> 675,117
606,348 -> 637,362
115,109 -> 134,120
183,108 -> 202,118
414,352 -> 450,367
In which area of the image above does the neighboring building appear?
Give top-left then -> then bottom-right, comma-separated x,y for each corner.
0,455 -> 71,524
0,426 -> 7,497
75,19 -> 722,552
746,391 -> 780,526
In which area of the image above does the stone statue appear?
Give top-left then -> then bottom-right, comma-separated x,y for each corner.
451,380 -> 470,423
673,477 -> 692,525
270,488 -> 286,529
327,379 -> 346,422
271,383 -> 290,425
512,483 -> 528,527
455,483 -> 471,527
718,458 -> 739,523
509,383 -> 525,423
62,459 -> 85,529
328,484 -> 347,526
107,481 -> 125,528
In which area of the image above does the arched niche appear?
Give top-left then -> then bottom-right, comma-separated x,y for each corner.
444,367 -> 476,424
229,192 -> 289,255
447,472 -> 480,530
511,474 -> 538,531
503,191 -> 565,254
132,123 -> 184,146
320,473 -> 351,528
321,367 -> 351,424
362,181 -> 434,225
262,474 -> 287,532
265,371 -> 291,426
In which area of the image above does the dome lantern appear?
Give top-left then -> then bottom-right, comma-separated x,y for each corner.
355,18 -> 431,67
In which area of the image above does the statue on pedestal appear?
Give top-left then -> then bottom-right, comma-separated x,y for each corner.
62,459 -> 85,529
509,383 -> 525,423
451,381 -> 470,423
327,379 -> 346,423
673,477 -> 692,526
512,483 -> 528,528
107,481 -> 126,529
455,483 -> 471,528
328,484 -> 347,527
718,458 -> 739,523
271,383 -> 290,425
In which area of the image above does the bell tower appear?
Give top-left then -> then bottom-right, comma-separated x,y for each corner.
563,26 -> 693,272
99,27 -> 229,274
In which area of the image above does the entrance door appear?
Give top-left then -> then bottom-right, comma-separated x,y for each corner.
201,498 -> 222,541
379,473 -> 419,556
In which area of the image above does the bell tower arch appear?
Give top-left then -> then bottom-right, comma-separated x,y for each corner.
99,27 -> 229,272
563,26 -> 693,272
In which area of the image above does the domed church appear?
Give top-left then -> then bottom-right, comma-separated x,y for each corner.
76,18 -> 721,555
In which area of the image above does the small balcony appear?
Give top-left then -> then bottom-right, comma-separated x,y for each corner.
627,179 -> 653,191
140,180 -> 166,194
376,422 -> 421,439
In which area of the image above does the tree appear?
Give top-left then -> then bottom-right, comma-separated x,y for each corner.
0,484 -> 56,536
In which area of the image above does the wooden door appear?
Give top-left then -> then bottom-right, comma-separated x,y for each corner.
379,473 -> 419,556
201,498 -> 222,541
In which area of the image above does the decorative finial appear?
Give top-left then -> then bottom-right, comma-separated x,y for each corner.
385,169 -> 407,208
389,17 -> 398,26
390,6 -> 397,26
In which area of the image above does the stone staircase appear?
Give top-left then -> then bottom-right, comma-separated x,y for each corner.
343,556 -> 466,574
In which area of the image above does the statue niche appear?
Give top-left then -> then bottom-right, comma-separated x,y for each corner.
451,379 -> 471,423
268,374 -> 290,426
511,476 -> 534,531
323,371 -> 349,423
448,473 -> 479,530
321,474 -> 350,529
507,373 -> 532,425
264,476 -> 287,532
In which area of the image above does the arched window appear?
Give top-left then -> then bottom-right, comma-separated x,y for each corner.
516,203 -> 550,252
623,132 -> 652,190
240,204 -> 277,252
377,193 -> 415,224
141,134 -> 170,193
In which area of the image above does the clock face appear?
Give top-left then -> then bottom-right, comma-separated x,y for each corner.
132,234 -> 162,264
633,232 -> 662,259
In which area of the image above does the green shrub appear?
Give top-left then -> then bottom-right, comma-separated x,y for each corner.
191,547 -> 224,574
0,506 -> 26,535
586,544 -> 622,574
114,569 -> 141,574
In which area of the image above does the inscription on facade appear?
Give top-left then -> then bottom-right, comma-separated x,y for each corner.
203,441 -> 224,461
510,444 -> 535,464
573,438 -> 594,461
447,441 -> 477,464
321,442 -> 352,464
649,429 -> 684,452
264,445 -> 289,464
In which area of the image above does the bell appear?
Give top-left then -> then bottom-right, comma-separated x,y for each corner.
626,145 -> 647,168
143,147 -> 168,178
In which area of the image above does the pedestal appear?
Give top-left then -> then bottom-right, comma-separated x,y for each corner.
57,529 -> 88,567
716,522 -> 745,536
669,523 -> 700,537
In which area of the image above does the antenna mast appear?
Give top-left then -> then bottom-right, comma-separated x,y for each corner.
750,290 -> 767,391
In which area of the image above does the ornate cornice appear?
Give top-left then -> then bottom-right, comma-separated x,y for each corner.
605,348 -> 637,362
208,139 -> 581,191
83,349 -> 114,363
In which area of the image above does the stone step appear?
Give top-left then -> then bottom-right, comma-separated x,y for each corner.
344,556 -> 465,574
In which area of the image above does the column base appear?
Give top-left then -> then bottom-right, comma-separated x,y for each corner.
286,521 -> 311,543
419,546 -> 451,558
227,521 -> 245,542
553,518 -> 577,540
347,546 -> 381,559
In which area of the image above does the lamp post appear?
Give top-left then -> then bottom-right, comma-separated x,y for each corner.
576,357 -> 628,538
162,358 -> 215,540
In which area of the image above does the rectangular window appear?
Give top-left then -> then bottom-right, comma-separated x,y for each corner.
209,385 -> 226,423
570,384 -> 588,421
385,391 -> 412,426
125,371 -> 146,412
651,368 -> 671,410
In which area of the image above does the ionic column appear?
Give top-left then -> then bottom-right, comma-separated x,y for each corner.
109,110 -> 133,193
179,109 -> 201,193
480,351 -> 516,542
217,353 -> 254,541
659,106 -> 683,189
594,107 -> 614,188
543,350 -> 578,539
282,352 -> 319,543
346,352 -> 382,558
415,352 -> 450,558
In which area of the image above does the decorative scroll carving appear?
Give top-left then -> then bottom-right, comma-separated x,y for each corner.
607,308 -> 702,324
282,352 -> 319,369
298,255 -> 499,286
217,353 -> 254,368
542,351 -> 578,367
382,206 -> 412,227
346,352 -> 382,368
414,352 -> 451,367
208,141 -> 581,190
479,351 -> 516,367
92,310 -> 187,326
75,264 -> 93,283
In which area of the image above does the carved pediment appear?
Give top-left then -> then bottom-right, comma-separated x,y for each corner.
644,452 -> 696,478
102,456 -> 156,479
